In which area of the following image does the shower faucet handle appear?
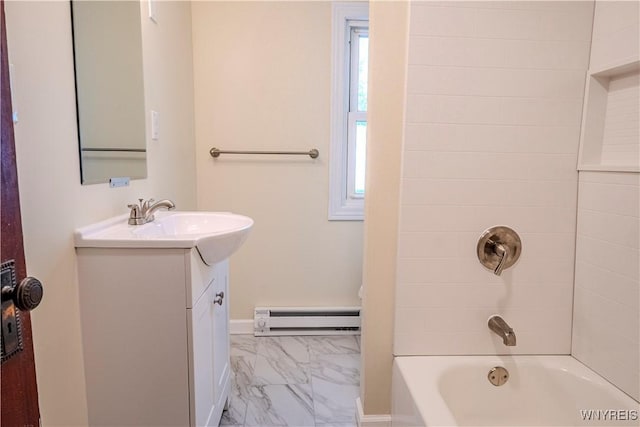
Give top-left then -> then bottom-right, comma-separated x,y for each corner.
477,226 -> 521,276
489,240 -> 509,276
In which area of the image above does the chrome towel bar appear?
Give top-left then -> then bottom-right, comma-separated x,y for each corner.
209,147 -> 319,159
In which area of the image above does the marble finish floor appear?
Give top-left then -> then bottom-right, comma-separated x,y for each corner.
221,334 -> 361,427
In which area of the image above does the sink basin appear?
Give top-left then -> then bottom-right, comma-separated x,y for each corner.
75,211 -> 254,265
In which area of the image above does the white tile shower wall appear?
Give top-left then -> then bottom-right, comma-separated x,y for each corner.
600,71 -> 640,165
572,172 -> 639,401
592,1 -> 640,167
589,0 -> 640,72
571,0 -> 640,402
394,1 -> 594,355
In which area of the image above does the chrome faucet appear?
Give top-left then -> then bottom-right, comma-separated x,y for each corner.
488,315 -> 516,346
128,198 -> 175,225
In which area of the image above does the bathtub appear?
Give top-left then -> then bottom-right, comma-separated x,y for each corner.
392,356 -> 640,426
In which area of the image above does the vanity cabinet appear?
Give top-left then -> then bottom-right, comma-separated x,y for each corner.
76,247 -> 231,427
189,257 -> 230,427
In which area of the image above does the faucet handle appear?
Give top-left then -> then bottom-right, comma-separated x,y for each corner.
127,204 -> 142,224
490,240 -> 509,276
142,198 -> 155,212
477,226 -> 521,276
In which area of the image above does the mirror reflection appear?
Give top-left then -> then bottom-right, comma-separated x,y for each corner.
71,0 -> 147,185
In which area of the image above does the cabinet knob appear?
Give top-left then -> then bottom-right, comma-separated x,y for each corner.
214,291 -> 224,305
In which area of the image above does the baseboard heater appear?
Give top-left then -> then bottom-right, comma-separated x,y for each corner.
254,306 -> 361,336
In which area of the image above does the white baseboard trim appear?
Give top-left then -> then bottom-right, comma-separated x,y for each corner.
356,397 -> 392,427
230,319 -> 253,335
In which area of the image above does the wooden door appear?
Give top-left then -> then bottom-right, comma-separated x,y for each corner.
1,1 -> 41,425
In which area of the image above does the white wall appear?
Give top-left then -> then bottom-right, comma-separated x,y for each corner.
5,1 -> 196,425
360,0 -> 409,416
393,1 -> 594,355
192,1 -> 363,320
572,0 -> 639,402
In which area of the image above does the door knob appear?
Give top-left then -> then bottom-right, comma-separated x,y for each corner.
2,276 -> 43,312
2,261 -> 44,362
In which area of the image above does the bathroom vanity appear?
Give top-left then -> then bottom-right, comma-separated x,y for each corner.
74,211 -> 253,426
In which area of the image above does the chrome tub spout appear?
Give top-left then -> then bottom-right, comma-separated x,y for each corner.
488,315 -> 516,346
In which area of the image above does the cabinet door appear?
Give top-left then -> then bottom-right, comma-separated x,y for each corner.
212,260 -> 231,408
190,283 -> 217,427
189,260 -> 231,427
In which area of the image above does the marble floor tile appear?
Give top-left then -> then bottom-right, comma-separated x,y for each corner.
220,397 -> 245,427
220,417 -> 243,427
228,335 -> 361,426
220,356 -> 255,426
244,384 -> 315,427
310,353 -> 360,385
232,355 -> 256,389
252,354 -> 310,385
230,335 -> 258,361
253,336 -> 311,385
307,335 -> 360,356
257,336 -> 310,362
312,377 -> 360,425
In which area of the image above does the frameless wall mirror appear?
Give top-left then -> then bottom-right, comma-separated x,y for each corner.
71,0 -> 147,185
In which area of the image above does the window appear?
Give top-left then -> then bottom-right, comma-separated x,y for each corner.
329,3 -> 369,220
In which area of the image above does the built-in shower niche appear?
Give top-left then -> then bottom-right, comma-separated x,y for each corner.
578,59 -> 640,172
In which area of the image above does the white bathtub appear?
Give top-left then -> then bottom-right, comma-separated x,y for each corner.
392,356 -> 640,426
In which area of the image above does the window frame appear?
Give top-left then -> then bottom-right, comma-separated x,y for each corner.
329,2 -> 369,221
